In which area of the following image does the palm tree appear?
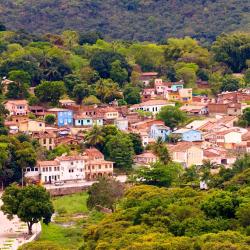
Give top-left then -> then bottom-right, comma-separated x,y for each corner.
85,126 -> 105,148
152,138 -> 171,164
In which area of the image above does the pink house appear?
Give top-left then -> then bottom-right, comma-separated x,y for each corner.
5,100 -> 29,116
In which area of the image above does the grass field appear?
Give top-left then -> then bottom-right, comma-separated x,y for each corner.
36,192 -> 104,250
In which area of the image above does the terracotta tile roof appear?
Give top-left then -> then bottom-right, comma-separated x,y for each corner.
5,100 -> 28,105
57,155 -> 87,161
86,160 -> 113,165
169,142 -> 202,152
141,72 -> 158,77
135,151 -> 157,159
84,148 -> 104,158
37,160 -> 59,166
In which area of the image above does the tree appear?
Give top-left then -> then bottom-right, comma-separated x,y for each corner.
238,107 -> 250,127
8,70 -> 31,85
128,133 -> 143,154
151,138 -> 171,164
35,81 -> 66,105
182,165 -> 199,186
244,69 -> 250,84
123,85 -> 141,104
45,114 -> 56,125
201,190 -> 239,219
6,82 -> 29,99
110,60 -> 128,86
157,106 -> 187,130
236,202 -> 250,227
0,22 -> 6,31
61,30 -> 79,49
1,184 -> 54,235
85,125 -> 105,149
134,161 -> 182,187
72,83 -> 89,104
79,31 -> 102,45
220,75 -> 240,92
176,65 -> 197,87
90,51 -> 131,79
87,177 -> 124,212
83,95 -> 101,105
212,33 -> 250,72
63,74 -> 81,94
95,79 -> 122,103
105,134 -> 134,169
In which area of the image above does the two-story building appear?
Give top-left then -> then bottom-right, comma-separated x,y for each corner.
169,142 -> 203,168
5,100 -> 29,116
150,124 -> 171,141
32,131 -> 57,150
47,108 -> 73,127
25,149 -> 114,183
19,120 -> 46,133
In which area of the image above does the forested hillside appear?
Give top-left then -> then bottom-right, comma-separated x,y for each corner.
0,0 -> 249,43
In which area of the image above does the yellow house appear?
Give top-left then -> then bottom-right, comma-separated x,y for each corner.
19,120 -> 46,133
179,88 -> 192,103
169,142 -> 203,168
168,88 -> 192,103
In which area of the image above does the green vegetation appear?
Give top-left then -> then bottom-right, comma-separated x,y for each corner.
0,1 -> 249,43
21,192 -> 104,250
1,184 -> 54,235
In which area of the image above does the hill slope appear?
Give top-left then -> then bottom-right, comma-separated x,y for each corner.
0,0 -> 250,42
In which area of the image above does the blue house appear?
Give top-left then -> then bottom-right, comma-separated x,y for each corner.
172,128 -> 202,142
150,124 -> 171,141
47,108 -> 73,127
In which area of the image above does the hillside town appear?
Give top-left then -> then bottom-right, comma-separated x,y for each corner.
2,75 -> 250,188
0,21 -> 249,249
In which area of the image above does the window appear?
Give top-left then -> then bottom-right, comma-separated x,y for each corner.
71,162 -> 74,165
49,167 -> 52,172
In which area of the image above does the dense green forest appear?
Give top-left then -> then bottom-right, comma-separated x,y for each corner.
0,0 -> 249,43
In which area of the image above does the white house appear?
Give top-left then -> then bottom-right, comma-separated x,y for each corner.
130,100 -> 174,115
25,155 -> 86,184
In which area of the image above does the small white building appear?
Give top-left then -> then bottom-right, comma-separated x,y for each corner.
115,117 -> 128,131
130,100 -> 174,115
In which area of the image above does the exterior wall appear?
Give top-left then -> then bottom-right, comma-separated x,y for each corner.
224,132 -> 242,144
85,162 -> 113,180
40,165 -> 61,183
179,88 -> 192,103
58,111 -> 73,127
150,125 -> 170,141
5,102 -> 28,116
227,107 -> 242,116
59,160 -> 85,181
186,147 -> 203,167
104,112 -> 119,120
19,120 -> 45,132
208,103 -> 228,114
115,119 -> 128,131
172,147 -> 203,167
182,130 -> 202,142
75,118 -> 93,127
39,137 -> 56,150
75,118 -> 103,127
